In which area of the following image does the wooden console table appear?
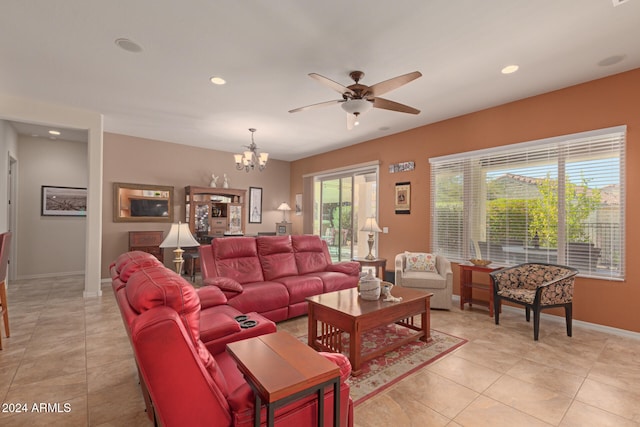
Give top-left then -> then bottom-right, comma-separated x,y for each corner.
459,263 -> 502,317
226,331 -> 341,427
128,231 -> 163,262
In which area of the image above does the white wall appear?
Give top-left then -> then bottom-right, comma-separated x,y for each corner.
0,120 -> 18,230
17,136 -> 87,277
0,93 -> 103,296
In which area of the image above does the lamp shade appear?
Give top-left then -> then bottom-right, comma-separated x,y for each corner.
360,217 -> 382,233
341,98 -> 373,115
277,202 -> 292,211
160,222 -> 200,248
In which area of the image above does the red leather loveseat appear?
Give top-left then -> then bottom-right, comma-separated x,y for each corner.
111,251 -> 354,427
200,234 -> 361,322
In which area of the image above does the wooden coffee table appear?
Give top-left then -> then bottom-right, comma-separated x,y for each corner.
306,286 -> 433,376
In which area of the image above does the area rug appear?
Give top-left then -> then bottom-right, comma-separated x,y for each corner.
300,325 -> 467,405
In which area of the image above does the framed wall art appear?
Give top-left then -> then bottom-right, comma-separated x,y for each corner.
395,182 -> 410,214
41,185 -> 87,216
249,187 -> 263,223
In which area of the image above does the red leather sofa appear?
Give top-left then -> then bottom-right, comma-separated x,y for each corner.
111,251 -> 354,427
199,234 -> 361,322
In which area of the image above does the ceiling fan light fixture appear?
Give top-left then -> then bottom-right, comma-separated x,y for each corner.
341,98 -> 373,115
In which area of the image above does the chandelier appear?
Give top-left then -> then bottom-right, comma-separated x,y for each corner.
234,128 -> 269,172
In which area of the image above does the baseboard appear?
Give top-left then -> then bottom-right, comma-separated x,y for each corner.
17,271 -> 84,280
451,294 -> 640,340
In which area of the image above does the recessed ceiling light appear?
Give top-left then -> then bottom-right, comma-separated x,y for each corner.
210,76 -> 226,85
115,38 -> 143,53
501,65 -> 519,74
48,130 -> 61,136
598,54 -> 626,67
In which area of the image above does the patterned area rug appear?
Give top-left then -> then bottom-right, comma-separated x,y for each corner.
301,325 -> 467,405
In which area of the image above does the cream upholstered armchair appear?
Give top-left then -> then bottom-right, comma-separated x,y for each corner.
395,252 -> 453,309
489,262 -> 578,340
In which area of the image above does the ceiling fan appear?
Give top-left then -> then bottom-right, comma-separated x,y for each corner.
289,70 -> 422,129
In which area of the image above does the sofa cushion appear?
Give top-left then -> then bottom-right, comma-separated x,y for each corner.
292,235 -> 330,274
404,252 -> 437,273
400,270 -> 447,289
118,256 -> 164,283
126,265 -> 230,396
112,251 -> 160,277
257,236 -> 299,280
274,275 -> 323,304
212,237 -> 265,284
307,271 -> 359,293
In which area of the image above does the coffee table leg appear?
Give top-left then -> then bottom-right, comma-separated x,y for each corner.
308,305 -> 317,348
350,328 -> 361,376
254,394 -> 261,427
421,297 -> 433,343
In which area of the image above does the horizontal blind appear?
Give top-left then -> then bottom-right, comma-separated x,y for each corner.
430,127 -> 625,280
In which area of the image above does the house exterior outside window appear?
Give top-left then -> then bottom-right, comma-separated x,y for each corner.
430,126 -> 625,280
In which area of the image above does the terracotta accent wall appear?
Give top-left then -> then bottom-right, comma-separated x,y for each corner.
102,133 -> 290,278
291,68 -> 640,333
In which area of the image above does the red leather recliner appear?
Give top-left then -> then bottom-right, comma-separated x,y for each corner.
123,262 -> 354,427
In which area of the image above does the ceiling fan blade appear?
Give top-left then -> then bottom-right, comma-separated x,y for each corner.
346,113 -> 356,130
309,73 -> 355,96
367,71 -> 422,97
288,99 -> 343,113
372,97 -> 420,114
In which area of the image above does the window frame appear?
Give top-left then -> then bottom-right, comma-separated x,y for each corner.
429,126 -> 626,280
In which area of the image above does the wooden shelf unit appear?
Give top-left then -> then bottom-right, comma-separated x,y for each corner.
184,186 -> 246,242
459,263 -> 502,317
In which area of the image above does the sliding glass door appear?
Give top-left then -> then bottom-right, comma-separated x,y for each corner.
314,166 -> 378,262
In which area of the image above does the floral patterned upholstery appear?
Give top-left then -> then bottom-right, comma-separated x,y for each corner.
489,263 -> 578,340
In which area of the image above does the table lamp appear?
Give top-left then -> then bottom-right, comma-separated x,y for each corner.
360,216 -> 382,260
277,202 -> 292,223
160,221 -> 200,274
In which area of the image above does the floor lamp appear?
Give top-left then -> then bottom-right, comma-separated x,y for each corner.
160,221 -> 200,274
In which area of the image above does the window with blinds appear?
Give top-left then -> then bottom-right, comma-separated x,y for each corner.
430,126 -> 625,280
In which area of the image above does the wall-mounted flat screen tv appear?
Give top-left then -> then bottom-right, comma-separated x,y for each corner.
130,199 -> 169,217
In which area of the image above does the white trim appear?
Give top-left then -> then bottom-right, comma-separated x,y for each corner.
302,160 -> 380,178
17,271 -> 85,280
429,125 -> 627,164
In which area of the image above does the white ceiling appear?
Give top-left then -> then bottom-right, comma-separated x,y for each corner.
1,0 -> 639,161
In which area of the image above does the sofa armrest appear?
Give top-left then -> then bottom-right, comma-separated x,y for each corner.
319,352 -> 352,382
203,277 -> 244,294
196,286 -> 228,309
326,261 -> 360,277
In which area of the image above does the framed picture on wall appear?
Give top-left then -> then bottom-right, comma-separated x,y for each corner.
41,185 -> 87,216
249,187 -> 262,223
394,182 -> 410,214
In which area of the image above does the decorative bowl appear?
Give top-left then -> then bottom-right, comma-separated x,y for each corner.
469,258 -> 492,266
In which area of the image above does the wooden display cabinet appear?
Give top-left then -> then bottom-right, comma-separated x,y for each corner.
184,186 -> 246,242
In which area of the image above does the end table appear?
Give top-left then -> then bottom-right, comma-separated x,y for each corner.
351,257 -> 387,279
459,263 -> 502,317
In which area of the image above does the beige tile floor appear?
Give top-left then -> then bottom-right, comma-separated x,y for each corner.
1,275 -> 639,426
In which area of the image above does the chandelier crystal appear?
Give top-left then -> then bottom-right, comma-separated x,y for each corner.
234,128 -> 269,172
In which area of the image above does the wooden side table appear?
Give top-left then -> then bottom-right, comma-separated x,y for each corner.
226,331 -> 341,427
351,257 -> 387,279
129,231 -> 164,262
459,263 -> 502,317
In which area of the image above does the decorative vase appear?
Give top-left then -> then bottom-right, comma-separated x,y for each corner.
359,271 -> 381,300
